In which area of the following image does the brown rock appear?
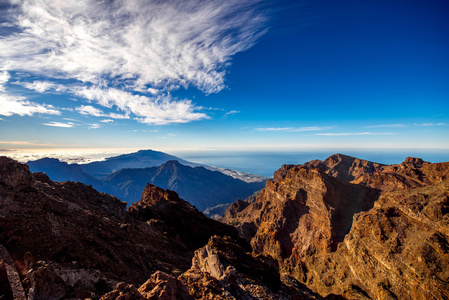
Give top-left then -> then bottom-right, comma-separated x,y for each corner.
179,236 -> 321,299
138,271 -> 191,300
26,261 -> 68,300
300,153 -> 385,182
0,157 -> 244,298
100,282 -> 144,300
101,271 -> 191,300
129,184 -> 243,250
223,154 -> 449,299
0,156 -> 34,190
0,260 -> 13,300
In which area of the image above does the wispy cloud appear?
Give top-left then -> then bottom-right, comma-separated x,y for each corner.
0,70 -> 9,92
415,123 -> 446,126
100,119 -> 114,123
0,94 -> 60,117
224,110 -> 240,117
1,0 -> 266,125
365,124 -> 406,128
315,132 -> 395,136
76,105 -> 105,117
20,81 -> 63,93
42,122 -> 75,128
74,86 -> 209,125
256,126 -> 336,132
0,140 -> 51,146
76,104 -> 129,120
89,123 -> 100,129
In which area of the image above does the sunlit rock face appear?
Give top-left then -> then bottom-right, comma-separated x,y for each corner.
222,154 -> 449,299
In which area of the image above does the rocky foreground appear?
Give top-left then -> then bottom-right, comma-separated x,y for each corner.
0,154 -> 448,299
0,156 -> 317,299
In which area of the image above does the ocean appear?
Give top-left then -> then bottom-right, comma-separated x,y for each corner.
173,149 -> 449,177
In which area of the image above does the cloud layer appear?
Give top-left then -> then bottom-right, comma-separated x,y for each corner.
1,0 -> 266,124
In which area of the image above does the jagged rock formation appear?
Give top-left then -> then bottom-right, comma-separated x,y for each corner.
0,157 -> 242,298
178,235 -> 322,299
222,154 -> 449,299
300,153 -> 385,182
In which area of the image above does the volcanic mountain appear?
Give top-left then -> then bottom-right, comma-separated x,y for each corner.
27,150 -> 267,212
222,153 -> 449,299
0,157 -> 317,299
103,160 -> 265,211
79,149 -> 200,179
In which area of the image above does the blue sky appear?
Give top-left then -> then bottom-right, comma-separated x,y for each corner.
1,0 -> 448,154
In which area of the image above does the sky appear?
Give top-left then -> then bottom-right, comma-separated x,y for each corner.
1,0 -> 448,158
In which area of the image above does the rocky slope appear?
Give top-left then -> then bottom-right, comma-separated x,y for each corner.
0,157 -> 245,298
0,156 -> 317,299
222,154 -> 449,299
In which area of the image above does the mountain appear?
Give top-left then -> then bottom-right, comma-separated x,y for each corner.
26,150 -> 268,211
222,153 -> 449,299
27,157 -> 108,189
104,160 -> 266,211
80,149 -> 200,179
0,156 -> 318,299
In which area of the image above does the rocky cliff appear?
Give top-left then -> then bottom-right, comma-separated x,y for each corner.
0,156 -> 318,299
0,157 -> 244,298
222,154 -> 449,299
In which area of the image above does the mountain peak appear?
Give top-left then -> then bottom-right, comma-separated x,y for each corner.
302,153 -> 385,182
138,183 -> 182,206
161,160 -> 182,168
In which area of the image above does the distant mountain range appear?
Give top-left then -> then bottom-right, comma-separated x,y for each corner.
27,149 -> 267,212
79,149 -> 200,178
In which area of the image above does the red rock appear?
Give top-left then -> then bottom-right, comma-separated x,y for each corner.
222,154 -> 449,299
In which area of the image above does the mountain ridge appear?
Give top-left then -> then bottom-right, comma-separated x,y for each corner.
26,150 -> 268,212
222,153 -> 449,299
0,156 -> 319,299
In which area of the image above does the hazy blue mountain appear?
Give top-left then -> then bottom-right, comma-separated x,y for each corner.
27,158 -> 110,191
80,149 -> 200,178
103,160 -> 266,211
26,155 -> 266,211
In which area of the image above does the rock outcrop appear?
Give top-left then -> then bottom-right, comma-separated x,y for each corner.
0,157 -> 242,298
222,154 -> 449,299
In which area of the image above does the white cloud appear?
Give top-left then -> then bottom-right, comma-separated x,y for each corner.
256,126 -> 336,132
315,132 -> 395,136
89,123 -> 100,129
0,94 -> 60,116
76,105 -> 105,117
1,0 -> 266,125
2,0 -> 266,94
0,70 -> 10,92
42,121 -> 74,128
415,123 -> 446,126
224,110 -> 240,117
101,119 -> 114,123
365,124 -> 406,128
75,104 -> 130,120
73,86 -> 209,125
256,127 -> 293,132
20,81 -> 63,93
